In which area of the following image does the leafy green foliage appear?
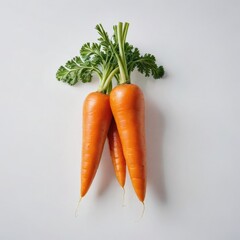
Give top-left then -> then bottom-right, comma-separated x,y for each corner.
56,41 -> 118,86
56,56 -> 95,85
56,22 -> 165,88
125,43 -> 140,73
135,54 -> 164,79
124,43 -> 164,79
80,43 -> 102,65
95,24 -> 113,52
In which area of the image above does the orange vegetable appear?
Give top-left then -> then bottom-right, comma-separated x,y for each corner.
110,83 -> 146,202
108,118 -> 126,188
81,92 -> 112,197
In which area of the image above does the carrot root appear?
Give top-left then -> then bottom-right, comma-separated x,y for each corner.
122,187 -> 126,207
110,84 -> 146,202
80,92 -> 112,197
75,197 -> 82,218
135,201 -> 145,222
108,118 -> 126,188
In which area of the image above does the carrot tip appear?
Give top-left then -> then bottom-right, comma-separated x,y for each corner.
75,197 -> 82,218
122,187 -> 126,207
141,201 -> 145,217
136,201 -> 145,222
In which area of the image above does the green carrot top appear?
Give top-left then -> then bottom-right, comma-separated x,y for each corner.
56,22 -> 165,91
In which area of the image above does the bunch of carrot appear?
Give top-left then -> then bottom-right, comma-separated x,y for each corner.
56,22 -> 164,203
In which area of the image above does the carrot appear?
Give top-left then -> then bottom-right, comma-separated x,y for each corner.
56,32 -> 120,198
81,92 -> 112,197
57,22 -> 165,202
107,118 -> 126,188
96,22 -> 164,202
110,83 -> 146,202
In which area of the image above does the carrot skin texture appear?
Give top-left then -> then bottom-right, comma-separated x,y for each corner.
110,84 -> 146,202
108,118 -> 126,188
81,92 -> 112,197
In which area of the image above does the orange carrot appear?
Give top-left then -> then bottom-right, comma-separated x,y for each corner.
107,118 -> 126,188
81,92 -> 112,198
57,22 -> 164,203
110,83 -> 146,202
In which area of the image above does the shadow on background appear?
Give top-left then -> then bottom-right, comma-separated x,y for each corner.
145,98 -> 167,204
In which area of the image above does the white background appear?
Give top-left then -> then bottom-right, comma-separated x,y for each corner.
1,0 -> 240,239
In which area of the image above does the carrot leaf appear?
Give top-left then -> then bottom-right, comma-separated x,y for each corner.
56,56 -> 96,85
134,53 -> 164,79
56,22 -> 165,88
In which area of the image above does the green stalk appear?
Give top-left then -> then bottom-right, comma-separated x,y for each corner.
106,80 -> 112,95
102,67 -> 119,90
115,22 -> 129,84
98,67 -> 119,92
122,23 -> 129,43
